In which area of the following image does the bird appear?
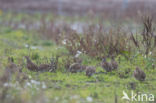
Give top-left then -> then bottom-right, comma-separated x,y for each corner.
0,57 -> 20,83
38,64 -> 51,72
0,57 -> 29,102
85,66 -> 96,77
111,57 -> 118,70
6,57 -> 19,73
0,57 -> 18,102
101,58 -> 112,72
68,63 -> 86,73
133,67 -> 146,81
25,56 -> 38,71
7,57 -> 20,73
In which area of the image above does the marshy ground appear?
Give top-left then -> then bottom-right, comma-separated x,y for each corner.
0,11 -> 156,103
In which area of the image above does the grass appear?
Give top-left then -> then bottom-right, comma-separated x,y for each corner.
0,12 -> 156,103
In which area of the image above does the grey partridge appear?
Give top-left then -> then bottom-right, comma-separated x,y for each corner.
38,57 -> 58,72
7,57 -> 20,73
0,57 -> 19,83
101,58 -> 112,72
69,63 -> 86,73
25,56 -> 38,71
86,66 -> 96,77
38,64 -> 51,72
133,67 -> 146,81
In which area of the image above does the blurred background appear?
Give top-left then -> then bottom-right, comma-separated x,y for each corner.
0,0 -> 156,17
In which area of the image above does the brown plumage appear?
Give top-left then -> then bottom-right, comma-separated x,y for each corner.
101,58 -> 112,72
1,57 -> 17,81
25,56 -> 57,72
69,63 -> 86,73
0,57 -> 29,101
133,67 -> 146,81
7,57 -> 20,73
25,56 -> 38,71
0,57 -> 22,83
86,66 -> 96,77
38,64 -> 51,72
111,57 -> 118,70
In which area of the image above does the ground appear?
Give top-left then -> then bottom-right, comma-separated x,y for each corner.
0,12 -> 156,103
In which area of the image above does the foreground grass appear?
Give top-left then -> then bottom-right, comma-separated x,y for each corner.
0,13 -> 156,103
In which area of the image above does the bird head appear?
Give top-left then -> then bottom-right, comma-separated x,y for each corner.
136,67 -> 140,71
24,56 -> 30,61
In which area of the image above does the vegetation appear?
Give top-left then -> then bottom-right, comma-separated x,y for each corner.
0,11 -> 156,103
